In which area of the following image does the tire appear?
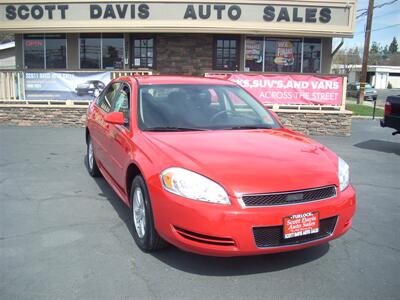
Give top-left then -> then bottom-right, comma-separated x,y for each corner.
130,175 -> 167,252
86,135 -> 101,177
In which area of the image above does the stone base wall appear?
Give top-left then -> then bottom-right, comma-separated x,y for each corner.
276,110 -> 352,136
0,106 -> 352,136
0,107 -> 87,127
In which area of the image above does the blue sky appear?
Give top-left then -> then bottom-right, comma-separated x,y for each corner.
333,0 -> 400,49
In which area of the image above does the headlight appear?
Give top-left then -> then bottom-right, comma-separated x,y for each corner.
338,157 -> 350,191
160,167 -> 230,205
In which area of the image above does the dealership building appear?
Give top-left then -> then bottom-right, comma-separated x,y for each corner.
0,0 -> 356,74
0,0 -> 356,135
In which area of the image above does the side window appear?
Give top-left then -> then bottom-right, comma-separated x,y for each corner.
112,84 -> 130,124
97,82 -> 121,112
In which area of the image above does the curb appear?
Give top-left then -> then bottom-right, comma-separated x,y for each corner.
351,115 -> 383,119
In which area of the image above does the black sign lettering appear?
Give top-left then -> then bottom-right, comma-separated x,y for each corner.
277,7 -> 290,22
130,4 -> 135,19
57,5 -> 68,19
44,5 -> 56,19
2,3 -> 334,24
199,5 -> 211,19
31,5 -> 44,20
213,5 -> 225,20
228,5 -> 241,20
5,5 -> 16,20
319,7 -> 331,23
116,4 -> 128,18
90,5 -> 102,19
138,4 -> 149,19
18,5 -> 30,20
263,6 -> 275,22
305,8 -> 317,23
292,8 -> 303,22
184,5 -> 197,19
103,5 -> 116,19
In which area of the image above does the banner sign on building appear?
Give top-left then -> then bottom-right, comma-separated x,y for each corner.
24,72 -> 111,100
207,73 -> 343,105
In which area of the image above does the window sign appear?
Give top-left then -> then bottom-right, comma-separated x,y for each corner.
24,34 -> 66,69
24,35 -> 45,69
245,37 -> 321,73
245,37 -> 263,72
265,38 -> 301,72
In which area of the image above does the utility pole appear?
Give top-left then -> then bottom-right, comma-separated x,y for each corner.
358,0 -> 374,104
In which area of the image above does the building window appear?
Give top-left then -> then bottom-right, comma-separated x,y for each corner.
80,33 -> 124,69
80,33 -> 101,69
265,38 -> 302,73
303,38 -> 321,73
23,34 -> 66,69
245,37 -> 263,72
132,37 -> 154,68
103,33 -> 124,69
214,37 -> 239,70
245,37 -> 321,73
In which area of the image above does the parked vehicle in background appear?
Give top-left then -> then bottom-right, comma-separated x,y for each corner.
381,95 -> 400,135
347,82 -> 377,101
85,75 -> 356,257
76,80 -> 105,97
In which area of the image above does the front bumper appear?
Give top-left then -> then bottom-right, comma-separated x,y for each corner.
381,115 -> 400,131
150,183 -> 356,257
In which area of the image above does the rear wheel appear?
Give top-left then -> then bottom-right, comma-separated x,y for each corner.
86,136 -> 101,177
130,175 -> 167,252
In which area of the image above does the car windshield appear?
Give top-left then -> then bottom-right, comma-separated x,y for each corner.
137,84 -> 281,131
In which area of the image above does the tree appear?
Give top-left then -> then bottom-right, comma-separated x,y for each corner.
369,42 -> 383,65
389,37 -> 398,54
332,47 -> 362,75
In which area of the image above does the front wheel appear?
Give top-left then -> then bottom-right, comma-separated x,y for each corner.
86,136 -> 101,177
130,175 -> 167,252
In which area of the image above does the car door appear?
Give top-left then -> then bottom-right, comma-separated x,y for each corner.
103,82 -> 134,196
90,82 -> 121,172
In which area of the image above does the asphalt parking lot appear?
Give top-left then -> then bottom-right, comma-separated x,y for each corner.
1,120 -> 399,300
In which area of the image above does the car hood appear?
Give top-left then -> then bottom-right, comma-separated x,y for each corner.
143,129 -> 339,195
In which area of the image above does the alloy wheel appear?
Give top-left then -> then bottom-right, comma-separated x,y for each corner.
133,187 -> 146,239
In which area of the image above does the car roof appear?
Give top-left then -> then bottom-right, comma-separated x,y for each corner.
126,75 -> 237,86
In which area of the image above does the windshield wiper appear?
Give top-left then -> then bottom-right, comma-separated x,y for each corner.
144,126 -> 207,132
224,125 -> 273,130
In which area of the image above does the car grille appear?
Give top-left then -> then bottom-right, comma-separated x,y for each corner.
242,186 -> 336,207
253,216 -> 338,248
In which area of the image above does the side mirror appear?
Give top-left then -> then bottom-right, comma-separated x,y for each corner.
104,112 -> 125,125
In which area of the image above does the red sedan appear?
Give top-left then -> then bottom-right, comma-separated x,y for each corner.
85,75 -> 356,257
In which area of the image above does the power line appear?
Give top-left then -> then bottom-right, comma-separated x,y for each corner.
356,9 -> 400,21
355,23 -> 400,35
356,0 -> 399,18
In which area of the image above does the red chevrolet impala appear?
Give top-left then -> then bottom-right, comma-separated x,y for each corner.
85,76 -> 356,256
